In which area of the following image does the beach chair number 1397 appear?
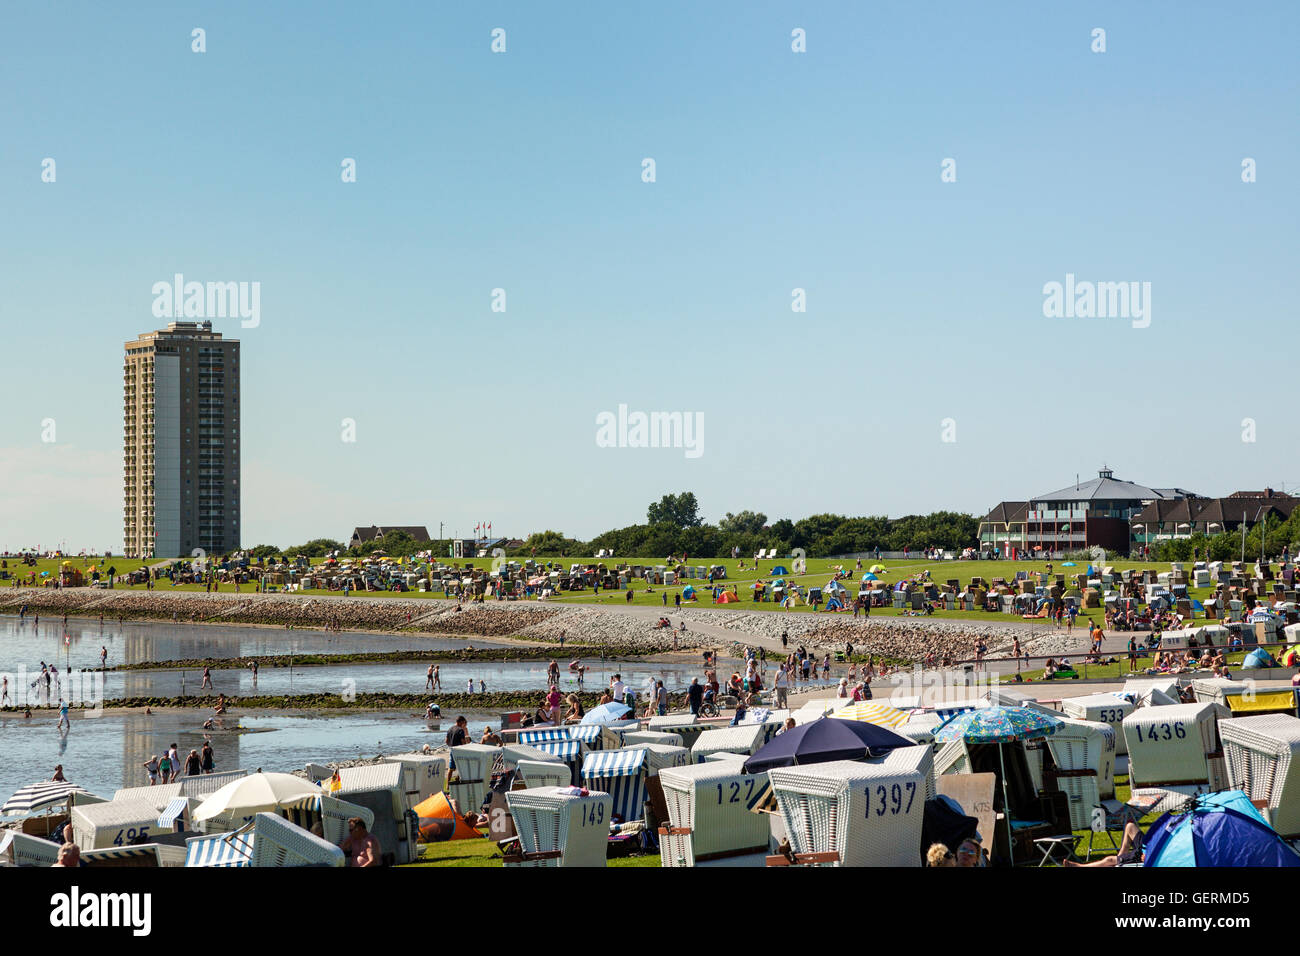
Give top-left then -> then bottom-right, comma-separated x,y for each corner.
864,782 -> 916,818
1132,722 -> 1186,743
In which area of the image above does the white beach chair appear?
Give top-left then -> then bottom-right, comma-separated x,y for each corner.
691,723 -> 765,763
504,786 -> 612,867
622,730 -> 685,748
184,829 -> 254,867
0,831 -> 61,867
1220,713 -> 1300,837
1046,718 -> 1117,829
768,760 -> 925,867
1059,694 -> 1134,754
658,763 -> 771,866
647,717 -> 709,749
1123,702 -> 1221,788
634,743 -> 691,776
529,739 -> 586,786
869,744 -> 936,801
512,759 -> 572,790
335,762 -> 420,865
382,753 -> 449,806
72,798 -> 174,850
448,744 -> 502,811
502,743 -> 558,770
249,812 -> 346,867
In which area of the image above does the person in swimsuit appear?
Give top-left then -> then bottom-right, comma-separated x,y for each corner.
1064,823 -> 1143,866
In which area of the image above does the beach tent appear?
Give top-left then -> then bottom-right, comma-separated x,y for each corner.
825,579 -> 847,593
862,572 -> 879,581
1144,791 -> 1300,867
1244,648 -> 1277,669
681,585 -> 696,600
716,592 -> 739,604
824,597 -> 845,611
770,566 -> 788,575
414,792 -> 483,842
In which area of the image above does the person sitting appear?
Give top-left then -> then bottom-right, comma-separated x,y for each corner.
1043,658 -> 1058,680
564,694 -> 584,721
1064,822 -> 1143,867
729,692 -> 753,726
480,726 -> 502,745
926,843 -> 956,867
341,817 -> 382,867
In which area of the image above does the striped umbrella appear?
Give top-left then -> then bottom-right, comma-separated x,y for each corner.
1,781 -> 92,815
830,701 -> 910,728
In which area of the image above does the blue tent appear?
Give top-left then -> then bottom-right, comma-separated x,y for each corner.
1145,791 -> 1300,867
862,572 -> 879,581
1243,648 -> 1276,669
769,565 -> 788,575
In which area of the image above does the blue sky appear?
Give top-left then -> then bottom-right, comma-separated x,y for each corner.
1,1 -> 1297,552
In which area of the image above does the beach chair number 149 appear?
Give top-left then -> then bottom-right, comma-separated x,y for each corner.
1132,722 -> 1186,743
864,782 -> 916,818
581,802 -> 606,826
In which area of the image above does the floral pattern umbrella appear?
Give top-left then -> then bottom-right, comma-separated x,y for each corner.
932,706 -> 1063,744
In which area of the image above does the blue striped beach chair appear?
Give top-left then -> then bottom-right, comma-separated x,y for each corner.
185,830 -> 254,867
581,748 -> 649,823
532,739 -> 586,785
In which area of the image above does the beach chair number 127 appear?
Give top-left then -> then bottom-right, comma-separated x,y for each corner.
864,782 -> 916,818
716,779 -> 756,804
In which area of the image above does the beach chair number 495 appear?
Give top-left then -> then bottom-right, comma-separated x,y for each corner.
112,826 -> 149,846
864,782 -> 916,818
580,802 -> 605,826
1133,722 -> 1185,743
716,779 -> 756,804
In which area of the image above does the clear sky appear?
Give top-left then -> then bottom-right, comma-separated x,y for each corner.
1,1 -> 1296,552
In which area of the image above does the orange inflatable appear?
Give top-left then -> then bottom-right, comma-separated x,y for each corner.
414,792 -> 483,842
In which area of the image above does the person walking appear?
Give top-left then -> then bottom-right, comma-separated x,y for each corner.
100,646 -> 107,670
200,666 -> 213,691
426,664 -> 435,690
201,740 -> 216,774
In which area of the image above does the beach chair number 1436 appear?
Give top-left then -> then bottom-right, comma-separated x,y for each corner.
1132,722 -> 1186,743
864,782 -> 916,818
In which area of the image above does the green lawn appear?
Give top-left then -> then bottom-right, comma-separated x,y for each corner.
404,837 -> 660,867
9,553 -> 1249,632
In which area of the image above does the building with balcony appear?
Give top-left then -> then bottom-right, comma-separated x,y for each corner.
978,467 -> 1199,556
123,321 -> 240,558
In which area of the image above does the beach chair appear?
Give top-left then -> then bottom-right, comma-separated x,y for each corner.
634,743 -> 691,776
512,759 -> 572,790
382,753 -> 449,806
71,798 -> 174,850
581,749 -> 650,824
448,744 -> 502,811
768,760 -> 925,866
869,744 -> 936,800
647,716 -> 709,749
1123,703 -> 1221,789
504,786 -> 612,867
280,793 -> 374,845
567,725 -> 605,751
1046,719 -> 1117,830
622,730 -> 685,748
691,723 -> 765,763
248,812 -> 346,867
529,739 -> 587,785
518,728 -> 576,746
1220,713 -> 1300,837
335,763 -> 420,865
79,843 -> 187,868
304,763 -> 336,783
1060,694 -> 1134,754
0,831 -> 61,867
658,763 -> 772,866
184,829 -> 255,867
897,711 -> 944,749
502,743 -> 558,770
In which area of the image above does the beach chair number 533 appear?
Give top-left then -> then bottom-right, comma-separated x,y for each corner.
581,802 -> 605,826
864,782 -> 916,818
1133,722 -> 1185,743
716,779 -> 756,804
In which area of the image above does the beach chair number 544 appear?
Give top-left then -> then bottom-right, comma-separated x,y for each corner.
1133,722 -> 1185,743
581,802 -> 605,826
716,779 -> 756,804
864,782 -> 916,818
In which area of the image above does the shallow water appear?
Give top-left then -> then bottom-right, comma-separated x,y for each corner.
0,709 -> 501,819
0,613 -> 514,670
